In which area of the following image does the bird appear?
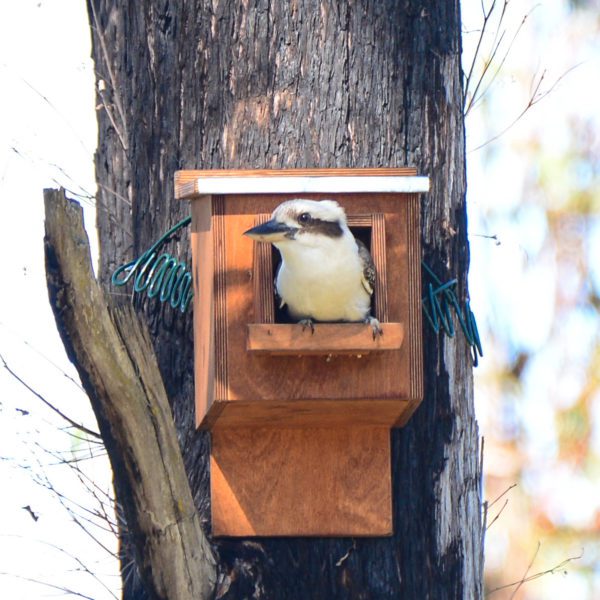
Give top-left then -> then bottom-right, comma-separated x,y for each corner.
243,199 -> 382,337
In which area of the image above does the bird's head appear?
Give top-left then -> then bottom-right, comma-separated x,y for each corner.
243,199 -> 348,247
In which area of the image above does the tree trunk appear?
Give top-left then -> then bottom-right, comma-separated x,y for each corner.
87,1 -> 482,598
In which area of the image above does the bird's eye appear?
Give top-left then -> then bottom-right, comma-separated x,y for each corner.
298,212 -> 311,224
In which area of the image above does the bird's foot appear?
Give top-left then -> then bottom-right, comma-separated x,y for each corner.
365,316 -> 383,340
298,318 -> 315,334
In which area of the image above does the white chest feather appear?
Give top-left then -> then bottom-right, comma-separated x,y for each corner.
275,234 -> 371,322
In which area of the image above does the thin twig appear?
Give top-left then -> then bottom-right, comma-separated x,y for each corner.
487,547 -> 583,596
49,161 -> 96,200
485,499 -> 509,531
464,0 -> 501,104
0,535 -> 118,600
8,145 -> 95,203
470,64 -> 580,152
510,541 -> 540,599
0,352 -> 100,439
0,321 -> 86,392
488,483 -> 517,509
28,460 -> 118,557
466,23 -> 507,115
8,69 -> 94,156
97,182 -> 131,207
479,437 -> 486,569
89,1 -> 128,151
473,233 -> 501,245
32,446 -> 116,529
467,6 -> 538,116
0,572 -> 99,600
96,91 -> 129,153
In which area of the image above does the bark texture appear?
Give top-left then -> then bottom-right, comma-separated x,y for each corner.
44,189 -> 216,600
87,1 -> 482,598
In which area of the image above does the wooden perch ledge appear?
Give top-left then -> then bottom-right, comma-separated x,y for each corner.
43,189 -> 215,600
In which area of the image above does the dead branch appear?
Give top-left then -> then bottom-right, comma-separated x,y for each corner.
43,188 -> 216,600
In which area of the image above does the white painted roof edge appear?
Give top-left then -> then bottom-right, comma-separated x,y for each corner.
195,175 -> 430,195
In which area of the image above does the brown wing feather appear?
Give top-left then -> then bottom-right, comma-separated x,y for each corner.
356,239 -> 375,295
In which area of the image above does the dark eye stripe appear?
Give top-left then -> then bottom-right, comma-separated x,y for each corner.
302,217 -> 343,238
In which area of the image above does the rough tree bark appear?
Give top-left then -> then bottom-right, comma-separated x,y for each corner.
86,1 -> 482,598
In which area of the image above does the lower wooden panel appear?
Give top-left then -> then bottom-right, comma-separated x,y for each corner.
211,426 -> 392,537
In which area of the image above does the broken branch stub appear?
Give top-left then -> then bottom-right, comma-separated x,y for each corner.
43,188 -> 215,600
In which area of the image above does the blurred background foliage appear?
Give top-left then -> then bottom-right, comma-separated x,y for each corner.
463,0 -> 600,597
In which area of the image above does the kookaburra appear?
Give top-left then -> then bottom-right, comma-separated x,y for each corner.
244,199 -> 382,337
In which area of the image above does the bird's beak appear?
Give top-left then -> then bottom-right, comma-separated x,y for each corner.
243,219 -> 297,242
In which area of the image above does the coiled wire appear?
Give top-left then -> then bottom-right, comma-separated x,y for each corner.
421,260 -> 483,366
111,217 -> 193,313
111,219 -> 483,361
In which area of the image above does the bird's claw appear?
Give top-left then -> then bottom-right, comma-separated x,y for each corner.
366,316 -> 383,340
299,319 -> 315,334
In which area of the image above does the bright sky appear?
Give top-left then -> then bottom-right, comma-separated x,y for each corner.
0,2 -> 118,598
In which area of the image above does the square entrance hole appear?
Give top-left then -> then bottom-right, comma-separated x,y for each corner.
271,225 -> 376,324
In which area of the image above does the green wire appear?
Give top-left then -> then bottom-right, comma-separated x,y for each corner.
111,216 -> 193,313
422,260 -> 483,366
111,219 -> 484,365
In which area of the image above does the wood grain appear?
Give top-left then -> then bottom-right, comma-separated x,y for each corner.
371,212 -> 388,322
252,213 -> 275,324
213,197 -> 229,407
246,323 -> 404,354
191,197 -> 216,429
211,427 -> 392,536
395,194 -> 423,426
202,399 -> 411,429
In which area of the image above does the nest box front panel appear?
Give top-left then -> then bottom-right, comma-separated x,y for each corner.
193,191 -> 422,429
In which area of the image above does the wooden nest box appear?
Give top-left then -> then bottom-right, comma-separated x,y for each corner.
175,168 -> 428,537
